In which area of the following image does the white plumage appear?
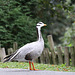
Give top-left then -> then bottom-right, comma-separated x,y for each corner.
4,22 -> 46,70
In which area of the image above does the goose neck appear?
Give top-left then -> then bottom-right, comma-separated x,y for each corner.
36,27 -> 43,41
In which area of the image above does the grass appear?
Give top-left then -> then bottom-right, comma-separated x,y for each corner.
0,62 -> 75,72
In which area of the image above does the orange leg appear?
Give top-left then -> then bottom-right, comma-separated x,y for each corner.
29,61 -> 32,70
32,62 -> 38,71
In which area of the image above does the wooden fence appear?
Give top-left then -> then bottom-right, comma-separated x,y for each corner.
0,35 -> 75,67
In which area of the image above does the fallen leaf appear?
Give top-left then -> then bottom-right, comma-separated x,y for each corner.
57,68 -> 59,71
52,64 -> 54,66
5,66 -> 8,68
63,68 -> 68,71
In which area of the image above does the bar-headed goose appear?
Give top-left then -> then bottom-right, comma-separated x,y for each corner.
4,22 -> 47,70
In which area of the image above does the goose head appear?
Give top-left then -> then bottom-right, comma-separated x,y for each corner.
36,22 -> 46,28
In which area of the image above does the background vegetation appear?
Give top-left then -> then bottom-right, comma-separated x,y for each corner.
0,0 -> 75,52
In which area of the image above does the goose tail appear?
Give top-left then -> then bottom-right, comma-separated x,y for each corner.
3,52 -> 16,63
3,54 -> 14,63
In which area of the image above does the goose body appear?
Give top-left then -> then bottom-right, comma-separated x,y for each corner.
12,40 -> 44,61
4,22 -> 46,70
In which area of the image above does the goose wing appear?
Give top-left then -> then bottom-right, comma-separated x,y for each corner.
9,41 -> 37,61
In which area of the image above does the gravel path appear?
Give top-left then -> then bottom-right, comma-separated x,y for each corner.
0,68 -> 75,75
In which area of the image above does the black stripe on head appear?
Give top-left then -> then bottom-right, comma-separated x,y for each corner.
36,25 -> 40,26
38,22 -> 43,24
37,22 -> 43,26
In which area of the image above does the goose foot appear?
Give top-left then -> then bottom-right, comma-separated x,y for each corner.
29,61 -> 39,71
30,69 -> 33,70
33,68 -> 39,71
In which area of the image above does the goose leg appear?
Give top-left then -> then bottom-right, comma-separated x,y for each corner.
32,62 -> 38,71
29,61 -> 32,70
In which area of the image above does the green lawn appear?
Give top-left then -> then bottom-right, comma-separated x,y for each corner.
0,62 -> 75,72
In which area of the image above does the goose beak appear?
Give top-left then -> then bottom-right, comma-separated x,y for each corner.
44,24 -> 47,26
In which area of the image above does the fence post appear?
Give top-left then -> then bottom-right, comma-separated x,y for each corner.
64,47 -> 70,66
13,42 -> 18,52
40,48 -> 51,64
72,37 -> 75,66
47,35 -> 57,64
8,48 -> 13,55
72,36 -> 75,48
0,48 -> 6,62
57,46 -> 63,64
33,58 -> 39,63
70,47 -> 75,66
